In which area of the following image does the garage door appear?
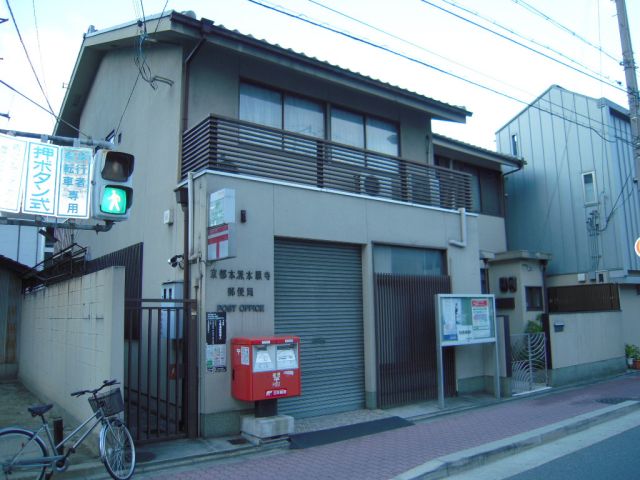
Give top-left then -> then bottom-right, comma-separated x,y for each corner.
274,238 -> 364,418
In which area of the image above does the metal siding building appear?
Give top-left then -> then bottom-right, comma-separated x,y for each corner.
496,85 -> 640,279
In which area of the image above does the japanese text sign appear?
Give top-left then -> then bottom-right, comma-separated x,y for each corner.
0,133 -> 92,219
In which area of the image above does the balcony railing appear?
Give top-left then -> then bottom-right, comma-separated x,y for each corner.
182,115 -> 472,210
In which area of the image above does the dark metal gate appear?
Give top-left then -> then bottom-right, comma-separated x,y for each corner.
124,299 -> 197,443
374,274 -> 455,408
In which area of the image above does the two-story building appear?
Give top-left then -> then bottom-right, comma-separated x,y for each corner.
51,10 -> 522,438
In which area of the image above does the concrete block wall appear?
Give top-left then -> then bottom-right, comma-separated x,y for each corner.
18,267 -> 125,425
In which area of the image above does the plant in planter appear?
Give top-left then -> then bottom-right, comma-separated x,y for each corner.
625,344 -> 640,368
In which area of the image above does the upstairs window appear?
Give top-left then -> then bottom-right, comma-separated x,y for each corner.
330,107 -> 399,156
511,133 -> 519,156
239,82 -> 324,138
582,172 -> 597,205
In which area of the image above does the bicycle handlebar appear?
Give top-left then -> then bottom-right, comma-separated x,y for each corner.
70,379 -> 119,397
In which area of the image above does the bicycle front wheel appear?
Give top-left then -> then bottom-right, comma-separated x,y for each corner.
0,428 -> 49,480
99,418 -> 135,480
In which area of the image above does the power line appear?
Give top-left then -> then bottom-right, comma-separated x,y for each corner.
511,0 -> 620,63
304,0 -> 626,142
0,78 -> 88,137
114,1 -> 169,138
246,0 -> 634,147
31,0 -> 48,95
305,0 -> 535,102
419,0 -> 627,95
438,0 -> 622,88
4,0 -> 54,114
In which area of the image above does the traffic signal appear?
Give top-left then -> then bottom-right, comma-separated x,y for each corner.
91,149 -> 134,221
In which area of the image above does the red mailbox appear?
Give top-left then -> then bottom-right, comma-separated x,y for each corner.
231,336 -> 301,402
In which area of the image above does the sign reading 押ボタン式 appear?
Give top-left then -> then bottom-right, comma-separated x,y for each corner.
0,133 -> 92,219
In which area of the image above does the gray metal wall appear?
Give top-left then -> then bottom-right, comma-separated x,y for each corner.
496,86 -> 640,276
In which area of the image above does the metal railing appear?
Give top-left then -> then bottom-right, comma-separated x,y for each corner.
182,115 -> 472,210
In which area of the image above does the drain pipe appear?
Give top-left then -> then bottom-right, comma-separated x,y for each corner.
449,207 -> 467,248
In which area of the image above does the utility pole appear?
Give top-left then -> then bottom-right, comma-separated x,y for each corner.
615,0 -> 640,188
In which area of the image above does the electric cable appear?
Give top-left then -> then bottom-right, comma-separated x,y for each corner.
247,0 -> 634,147
438,0 -> 622,88
512,0 -> 620,63
0,78 -> 89,137
4,0 -> 54,114
304,0 -> 628,143
419,0 -> 627,95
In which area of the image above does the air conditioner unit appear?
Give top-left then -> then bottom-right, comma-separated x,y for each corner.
354,174 -> 381,196
577,273 -> 586,283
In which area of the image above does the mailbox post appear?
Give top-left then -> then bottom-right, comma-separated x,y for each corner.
231,336 -> 301,417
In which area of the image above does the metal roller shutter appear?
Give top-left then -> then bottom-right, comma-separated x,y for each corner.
274,238 -> 364,418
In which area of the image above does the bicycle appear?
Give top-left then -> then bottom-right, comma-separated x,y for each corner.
0,379 -> 135,480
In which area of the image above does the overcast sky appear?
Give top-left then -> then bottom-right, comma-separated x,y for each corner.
0,0 -> 638,150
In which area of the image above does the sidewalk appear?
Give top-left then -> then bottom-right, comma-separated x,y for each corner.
3,372 -> 640,479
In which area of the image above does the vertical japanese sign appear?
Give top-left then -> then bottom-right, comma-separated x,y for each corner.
0,135 -> 27,213
22,142 -> 60,216
205,311 -> 227,373
56,147 -> 92,219
0,134 -> 92,219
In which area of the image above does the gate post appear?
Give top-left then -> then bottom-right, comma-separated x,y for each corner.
185,300 -> 199,438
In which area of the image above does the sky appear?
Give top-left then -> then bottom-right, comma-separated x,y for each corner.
0,0 -> 638,151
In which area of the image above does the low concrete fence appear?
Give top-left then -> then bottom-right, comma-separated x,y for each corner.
548,311 -> 626,386
18,267 -> 125,424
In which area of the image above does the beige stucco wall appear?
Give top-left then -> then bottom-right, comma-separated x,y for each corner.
488,258 -> 545,335
620,285 -> 640,346
18,267 -> 125,425
477,215 -> 507,255
74,45 -> 186,298
192,173 -> 489,417
549,311 -> 623,369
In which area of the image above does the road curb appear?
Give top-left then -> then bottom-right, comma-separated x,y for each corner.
393,400 -> 640,480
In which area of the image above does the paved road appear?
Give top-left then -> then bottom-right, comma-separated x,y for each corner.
448,409 -> 640,480
507,425 -> 640,480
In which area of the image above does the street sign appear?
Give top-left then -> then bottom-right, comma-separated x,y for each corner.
0,134 -> 27,213
0,133 -> 92,219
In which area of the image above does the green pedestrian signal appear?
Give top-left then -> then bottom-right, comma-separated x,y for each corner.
91,150 -> 134,221
100,186 -> 128,215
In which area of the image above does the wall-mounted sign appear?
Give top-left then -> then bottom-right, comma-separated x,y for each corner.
207,224 -> 237,260
437,294 -> 496,346
206,311 -> 227,373
209,188 -> 235,227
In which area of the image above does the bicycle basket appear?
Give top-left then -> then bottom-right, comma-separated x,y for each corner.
88,389 -> 124,417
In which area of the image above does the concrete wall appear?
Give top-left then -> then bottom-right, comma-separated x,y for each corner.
193,173 -> 492,433
620,285 -> 640,347
18,267 -> 125,425
477,215 -> 507,255
548,311 -> 625,386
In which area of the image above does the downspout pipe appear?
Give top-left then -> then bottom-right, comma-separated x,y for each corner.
449,207 -> 467,248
